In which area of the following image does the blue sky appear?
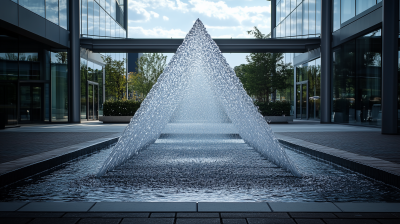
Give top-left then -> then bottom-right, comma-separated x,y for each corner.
127,0 -> 271,68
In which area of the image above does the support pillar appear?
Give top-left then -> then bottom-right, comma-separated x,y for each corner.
70,0 -> 80,123
382,0 -> 399,134
271,0 -> 276,38
320,0 -> 332,123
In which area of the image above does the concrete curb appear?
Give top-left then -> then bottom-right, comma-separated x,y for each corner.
1,202 -> 399,212
277,136 -> 400,188
0,136 -> 119,187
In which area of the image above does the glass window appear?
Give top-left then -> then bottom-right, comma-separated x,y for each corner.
341,0 -> 355,24
296,4 -> 302,36
315,58 -> 321,119
111,0 -> 116,19
281,19 -> 285,37
82,0 -> 88,35
286,17 -> 290,37
19,0 -> 45,18
333,0 -> 340,31
285,0 -> 290,17
316,0 -> 321,35
59,0 -> 68,29
309,0 -> 316,35
291,11 -> 296,37
100,8 -> 106,37
88,0 -> 94,36
303,0 -> 309,36
46,0 -> 59,25
81,58 -> 87,119
0,35 -> 19,81
100,0 -> 105,8
106,14 -> 110,37
51,52 -> 68,122
106,0 -> 111,14
291,0 -> 296,12
111,20 -> 115,37
356,0 -> 376,15
276,0 -> 280,25
94,2 -> 100,37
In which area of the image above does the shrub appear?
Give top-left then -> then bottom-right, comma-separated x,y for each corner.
103,100 -> 142,116
255,101 -> 291,116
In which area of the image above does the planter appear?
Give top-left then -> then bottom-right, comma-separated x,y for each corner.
99,116 -> 133,123
264,116 -> 293,124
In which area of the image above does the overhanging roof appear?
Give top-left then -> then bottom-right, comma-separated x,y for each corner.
80,38 -> 321,53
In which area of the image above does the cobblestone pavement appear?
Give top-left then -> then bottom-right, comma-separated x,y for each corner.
0,212 -> 399,224
0,132 -> 120,163
275,132 -> 400,164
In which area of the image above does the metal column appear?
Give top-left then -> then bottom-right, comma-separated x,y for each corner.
271,0 -> 276,38
69,0 -> 80,123
320,0 -> 332,123
382,0 -> 399,134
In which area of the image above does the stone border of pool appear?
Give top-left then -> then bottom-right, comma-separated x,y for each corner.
0,202 -> 399,212
276,134 -> 400,189
0,135 -> 120,187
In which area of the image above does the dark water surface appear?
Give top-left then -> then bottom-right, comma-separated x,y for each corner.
1,140 -> 400,202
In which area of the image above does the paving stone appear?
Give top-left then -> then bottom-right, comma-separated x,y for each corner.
269,202 -> 341,212
221,212 -> 289,218
64,212 -> 149,218
18,202 -> 95,212
198,202 -> 271,212
334,213 -> 398,219
222,219 -> 247,224
376,219 -> 400,224
0,202 -> 28,211
334,203 -> 400,212
29,218 -> 80,224
295,219 -> 325,224
177,212 -> 219,218
323,219 -> 380,224
0,217 -> 32,224
175,218 -> 221,224
0,212 -> 64,217
247,218 -> 295,224
120,218 -> 174,224
90,202 -> 196,212
77,218 -> 122,224
150,213 -> 175,218
289,212 -> 337,218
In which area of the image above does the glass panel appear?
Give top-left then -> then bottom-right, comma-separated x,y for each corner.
51,52 -> 68,122
315,0 -> 321,35
296,4 -> 302,36
19,0 -> 45,18
286,17 -> 290,37
111,0 -> 116,19
88,84 -> 93,120
99,68 -> 103,116
44,83 -> 49,122
111,20 -> 116,37
286,0 -> 290,17
20,85 -> 43,122
94,2 -> 100,37
106,0 -> 111,13
276,0 -> 280,25
308,60 -> 315,119
81,58 -> 87,119
88,0 -> 94,35
341,0 -> 355,23
20,85 -> 30,121
303,0 -> 309,36
355,29 -> 382,126
106,14 -> 111,37
31,86 -> 42,121
280,0 -> 285,22
94,85 -> 98,120
59,0 -> 68,29
296,84 -> 301,118
315,58 -> 321,119
291,10 -> 296,37
356,0 -> 376,15
291,0 -> 296,12
302,84 -> 307,119
333,0 -> 340,31
309,0 -> 316,35
0,83 -> 17,125
100,8 -> 106,36
0,35 -> 18,81
82,0 -> 88,35
46,0 -> 59,25
19,52 -> 40,80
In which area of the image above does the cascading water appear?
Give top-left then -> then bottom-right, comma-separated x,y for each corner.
97,19 -> 302,177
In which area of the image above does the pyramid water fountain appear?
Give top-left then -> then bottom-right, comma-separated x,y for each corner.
97,19 -> 302,177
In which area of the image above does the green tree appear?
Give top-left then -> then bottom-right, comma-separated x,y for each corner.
103,55 -> 126,100
128,53 -> 167,98
235,26 -> 292,102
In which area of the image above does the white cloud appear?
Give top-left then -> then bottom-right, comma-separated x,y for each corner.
129,26 -> 187,38
150,11 -> 159,18
129,0 -> 189,13
188,0 -> 270,25
163,16 -> 170,21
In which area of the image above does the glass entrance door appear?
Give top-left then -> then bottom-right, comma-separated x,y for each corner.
87,82 -> 99,120
20,83 -> 43,122
296,82 -> 308,119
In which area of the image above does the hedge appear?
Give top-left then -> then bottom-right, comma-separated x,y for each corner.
103,100 -> 142,116
255,101 -> 291,116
